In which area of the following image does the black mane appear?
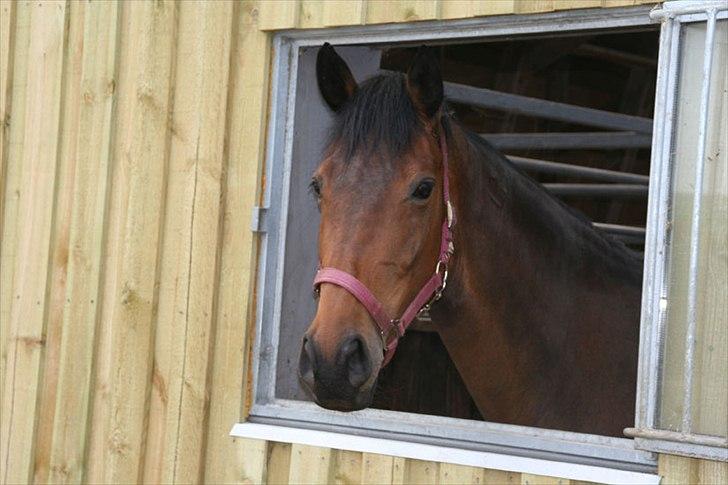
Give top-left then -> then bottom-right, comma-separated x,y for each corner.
330,72 -> 423,161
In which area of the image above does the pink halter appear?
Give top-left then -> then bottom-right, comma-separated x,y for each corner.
313,131 -> 455,366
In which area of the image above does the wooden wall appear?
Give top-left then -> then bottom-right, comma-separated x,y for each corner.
2,1 -> 724,484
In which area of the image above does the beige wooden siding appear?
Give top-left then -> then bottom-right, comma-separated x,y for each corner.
1,1 -> 724,484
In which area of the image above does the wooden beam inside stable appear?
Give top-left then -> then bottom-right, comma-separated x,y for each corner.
443,80 -> 654,134
483,131 -> 652,150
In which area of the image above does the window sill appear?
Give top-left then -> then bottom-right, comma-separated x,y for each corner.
230,422 -> 661,485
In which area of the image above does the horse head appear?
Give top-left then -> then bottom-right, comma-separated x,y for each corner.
298,44 -> 452,411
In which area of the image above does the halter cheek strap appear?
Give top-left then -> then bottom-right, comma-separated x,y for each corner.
313,132 -> 455,366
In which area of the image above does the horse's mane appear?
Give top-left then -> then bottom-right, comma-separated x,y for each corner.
461,128 -> 643,284
329,71 -> 643,284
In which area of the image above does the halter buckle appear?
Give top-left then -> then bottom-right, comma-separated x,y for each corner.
416,261 -> 449,319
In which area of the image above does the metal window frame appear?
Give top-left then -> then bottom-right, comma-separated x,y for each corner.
626,0 -> 728,462
243,5 -> 665,476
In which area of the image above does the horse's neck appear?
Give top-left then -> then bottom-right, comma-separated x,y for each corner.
430,126 -> 640,428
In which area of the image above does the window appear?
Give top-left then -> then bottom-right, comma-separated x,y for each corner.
233,1 -> 726,479
627,0 -> 728,462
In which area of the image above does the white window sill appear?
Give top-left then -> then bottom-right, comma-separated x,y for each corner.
230,422 -> 660,485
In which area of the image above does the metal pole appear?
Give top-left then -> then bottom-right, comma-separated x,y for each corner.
681,9 -> 717,434
508,155 -> 649,184
544,183 -> 648,198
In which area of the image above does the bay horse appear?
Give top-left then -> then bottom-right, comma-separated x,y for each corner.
298,44 -> 642,437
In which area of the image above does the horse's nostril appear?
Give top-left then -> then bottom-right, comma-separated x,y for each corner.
299,337 -> 315,385
340,336 -> 371,389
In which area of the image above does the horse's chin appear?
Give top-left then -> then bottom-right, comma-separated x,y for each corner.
300,378 -> 377,412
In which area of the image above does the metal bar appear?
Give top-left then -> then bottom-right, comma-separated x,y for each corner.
682,8 -> 718,434
444,81 -> 654,134
509,156 -> 649,184
483,132 -> 652,150
624,428 -> 728,448
574,44 -> 658,68
650,1 -> 728,20
593,223 -> 646,238
544,184 -> 648,198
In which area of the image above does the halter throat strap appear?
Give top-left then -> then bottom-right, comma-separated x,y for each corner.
313,131 -> 455,366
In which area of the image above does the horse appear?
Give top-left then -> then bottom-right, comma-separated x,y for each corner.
298,43 -> 642,437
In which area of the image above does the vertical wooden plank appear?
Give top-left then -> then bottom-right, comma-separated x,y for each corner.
366,0 -> 439,24
299,0 -> 326,29
554,0 -> 601,10
239,438 -> 269,484
322,0 -> 367,26
440,462 -> 484,484
288,444 -> 333,484
601,0 -> 636,6
440,0 -> 472,19
85,2 -> 177,482
442,0 -> 516,18
44,3 -> 119,483
259,0 -> 299,30
267,441 -> 293,485
0,0 -> 15,251
521,473 -> 570,484
201,0 -> 272,482
361,453 -> 394,484
515,1 -> 555,14
141,1 -> 234,484
698,459 -> 727,484
0,0 -> 23,410
658,454 -> 700,484
332,449 -> 363,484
391,456 -> 407,484
484,468 -> 520,483
0,2 -> 68,483
405,459 -> 441,484
31,2 -> 86,482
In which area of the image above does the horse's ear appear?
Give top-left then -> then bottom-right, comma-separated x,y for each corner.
317,43 -> 358,112
406,46 -> 443,119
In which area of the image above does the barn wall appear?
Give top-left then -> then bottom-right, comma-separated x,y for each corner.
1,1 -> 724,484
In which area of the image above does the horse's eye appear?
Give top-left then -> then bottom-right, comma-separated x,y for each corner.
412,180 -> 435,200
309,179 -> 322,198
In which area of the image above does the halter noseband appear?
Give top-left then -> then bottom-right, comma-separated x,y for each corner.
313,130 -> 455,366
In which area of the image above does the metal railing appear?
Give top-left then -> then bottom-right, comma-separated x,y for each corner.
626,0 -> 728,462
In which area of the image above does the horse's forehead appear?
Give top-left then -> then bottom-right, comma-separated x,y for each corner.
321,135 -> 436,186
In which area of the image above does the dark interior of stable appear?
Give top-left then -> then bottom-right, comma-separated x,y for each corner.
369,27 -> 660,421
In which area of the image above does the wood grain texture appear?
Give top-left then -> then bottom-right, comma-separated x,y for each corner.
202,1 -> 271,482
267,441 -> 293,484
0,2 -> 67,482
31,3 -> 86,482
323,0 -> 367,26
0,0 -> 26,419
361,453 -> 395,484
85,2 -> 177,482
288,444 -> 333,484
146,2 -> 234,484
521,473 -> 570,484
259,0 -> 299,30
440,0 -> 518,19
366,0 -> 440,24
47,2 -> 119,482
